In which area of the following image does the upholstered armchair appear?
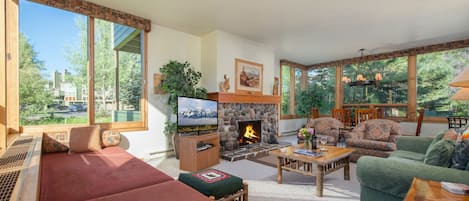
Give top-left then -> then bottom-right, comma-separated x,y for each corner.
345,119 -> 402,162
297,117 -> 344,145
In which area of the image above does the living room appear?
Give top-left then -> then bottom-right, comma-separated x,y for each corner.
1,0 -> 469,201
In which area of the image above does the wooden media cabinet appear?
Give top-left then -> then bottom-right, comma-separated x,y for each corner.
179,133 -> 220,172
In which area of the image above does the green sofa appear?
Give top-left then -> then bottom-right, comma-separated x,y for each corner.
357,136 -> 469,201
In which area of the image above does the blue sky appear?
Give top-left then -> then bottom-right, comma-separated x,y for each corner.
19,0 -> 83,78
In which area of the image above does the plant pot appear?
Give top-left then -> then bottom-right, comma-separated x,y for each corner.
172,133 -> 181,159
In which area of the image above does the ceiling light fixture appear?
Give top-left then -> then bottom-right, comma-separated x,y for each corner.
342,48 -> 383,86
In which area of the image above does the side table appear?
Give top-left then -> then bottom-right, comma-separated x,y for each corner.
404,177 -> 468,201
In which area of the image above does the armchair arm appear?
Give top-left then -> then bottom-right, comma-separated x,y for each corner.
396,136 -> 433,154
357,156 -> 469,199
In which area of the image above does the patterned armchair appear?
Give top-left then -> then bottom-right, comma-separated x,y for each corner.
345,119 -> 402,162
297,117 -> 344,145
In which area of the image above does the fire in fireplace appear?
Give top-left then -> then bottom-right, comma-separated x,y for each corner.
238,120 -> 262,145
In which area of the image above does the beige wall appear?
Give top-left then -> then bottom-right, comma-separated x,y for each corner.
201,30 -> 277,94
121,24 -> 201,158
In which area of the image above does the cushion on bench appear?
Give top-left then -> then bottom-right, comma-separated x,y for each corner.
87,180 -> 211,201
40,146 -> 173,201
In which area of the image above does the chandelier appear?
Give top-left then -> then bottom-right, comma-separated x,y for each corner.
342,49 -> 383,86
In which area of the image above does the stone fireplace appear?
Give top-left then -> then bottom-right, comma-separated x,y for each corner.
207,92 -> 284,152
238,120 -> 262,145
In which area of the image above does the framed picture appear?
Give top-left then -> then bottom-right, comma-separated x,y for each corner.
235,58 -> 263,95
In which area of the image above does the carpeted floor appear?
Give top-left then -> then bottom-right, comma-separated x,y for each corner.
150,155 -> 360,201
149,135 -> 360,201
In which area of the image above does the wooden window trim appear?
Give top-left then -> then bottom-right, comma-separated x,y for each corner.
0,0 -> 6,153
29,0 -> 151,32
8,1 -> 148,134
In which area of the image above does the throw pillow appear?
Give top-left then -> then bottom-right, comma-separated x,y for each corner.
424,139 -> 455,167
100,129 -> 121,147
443,129 -> 458,141
42,132 -> 69,153
69,125 -> 102,153
451,139 -> 469,170
430,129 -> 455,145
364,123 -> 391,142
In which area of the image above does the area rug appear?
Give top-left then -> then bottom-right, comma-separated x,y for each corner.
247,154 -> 278,168
152,156 -> 360,201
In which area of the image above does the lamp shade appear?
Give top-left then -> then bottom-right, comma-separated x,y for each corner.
450,88 -> 469,100
450,67 -> 469,87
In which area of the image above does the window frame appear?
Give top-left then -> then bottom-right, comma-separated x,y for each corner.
280,54 -> 464,123
8,0 -> 149,133
280,62 -> 308,119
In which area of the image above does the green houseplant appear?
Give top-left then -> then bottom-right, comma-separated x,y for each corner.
160,60 -> 208,157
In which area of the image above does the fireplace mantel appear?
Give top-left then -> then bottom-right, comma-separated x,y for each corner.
207,92 -> 281,104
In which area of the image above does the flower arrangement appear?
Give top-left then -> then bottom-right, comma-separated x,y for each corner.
298,128 -> 315,140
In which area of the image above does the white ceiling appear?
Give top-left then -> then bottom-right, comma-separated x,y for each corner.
89,0 -> 469,65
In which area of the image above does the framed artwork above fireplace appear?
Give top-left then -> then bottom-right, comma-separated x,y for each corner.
235,58 -> 263,95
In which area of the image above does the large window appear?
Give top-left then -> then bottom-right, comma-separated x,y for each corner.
19,1 -> 88,125
281,62 -> 335,117
343,57 -> 408,104
417,48 -> 469,117
306,67 -> 335,114
281,65 -> 291,115
18,0 -> 146,130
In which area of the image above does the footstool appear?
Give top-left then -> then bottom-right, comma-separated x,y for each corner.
178,169 -> 248,201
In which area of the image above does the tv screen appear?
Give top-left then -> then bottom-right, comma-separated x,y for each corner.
177,96 -> 218,133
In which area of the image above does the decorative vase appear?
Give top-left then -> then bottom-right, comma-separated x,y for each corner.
304,136 -> 311,150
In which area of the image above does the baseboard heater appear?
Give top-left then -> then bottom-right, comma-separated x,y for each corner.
0,134 -> 42,201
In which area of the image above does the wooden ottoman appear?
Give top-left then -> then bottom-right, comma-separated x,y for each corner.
178,169 -> 248,201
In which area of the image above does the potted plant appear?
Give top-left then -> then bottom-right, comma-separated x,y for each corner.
160,60 -> 207,158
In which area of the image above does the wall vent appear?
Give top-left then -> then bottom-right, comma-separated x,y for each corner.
0,171 -> 20,201
11,139 -> 32,147
0,135 -> 41,201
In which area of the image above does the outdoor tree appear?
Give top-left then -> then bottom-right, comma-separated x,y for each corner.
119,52 -> 142,110
66,17 -> 143,120
19,33 -> 54,124
281,66 -> 291,114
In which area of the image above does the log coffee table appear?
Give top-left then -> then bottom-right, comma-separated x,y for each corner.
270,145 -> 353,197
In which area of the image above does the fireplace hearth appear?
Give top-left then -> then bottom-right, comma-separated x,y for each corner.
238,120 -> 262,145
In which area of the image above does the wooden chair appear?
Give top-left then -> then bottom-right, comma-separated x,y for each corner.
447,116 -> 469,129
415,108 -> 425,136
331,109 -> 352,128
311,108 -> 320,119
354,109 -> 378,124
402,108 -> 425,136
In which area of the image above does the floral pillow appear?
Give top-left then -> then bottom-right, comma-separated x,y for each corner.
42,132 -> 69,153
364,123 -> 391,142
100,129 -> 121,147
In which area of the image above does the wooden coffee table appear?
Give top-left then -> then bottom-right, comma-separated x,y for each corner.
404,177 -> 469,201
270,145 -> 353,197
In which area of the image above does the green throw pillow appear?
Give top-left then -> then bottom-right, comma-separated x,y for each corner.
424,139 -> 455,167
431,132 -> 446,144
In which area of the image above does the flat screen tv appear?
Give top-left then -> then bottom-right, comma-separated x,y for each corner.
177,96 -> 218,133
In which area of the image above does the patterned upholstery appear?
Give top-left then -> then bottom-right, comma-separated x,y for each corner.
297,117 -> 344,145
42,129 -> 121,153
100,129 -> 121,147
42,132 -> 70,153
345,119 -> 401,162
